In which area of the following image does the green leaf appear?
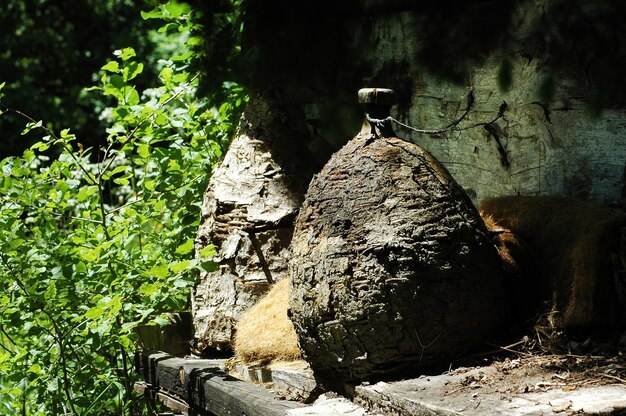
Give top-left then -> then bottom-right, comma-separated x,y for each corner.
140,9 -> 164,20
175,238 -> 194,255
137,143 -> 150,158
138,283 -> 159,296
76,185 -> 98,202
187,36 -> 202,47
171,51 -> 194,63
79,247 -> 100,262
109,74 -> 125,90
148,263 -> 168,279
44,282 -> 57,301
173,279 -> 189,288
165,1 -> 191,18
169,260 -> 191,273
109,165 -> 128,176
23,149 -> 35,162
124,62 -> 144,82
59,128 -> 74,139
85,306 -> 105,320
152,314 -> 171,326
154,113 -> 168,126
101,61 -> 120,73
125,88 -> 140,106
75,261 -> 87,273
172,72 -> 189,83
114,47 -> 136,61
144,180 -> 156,191
158,22 -> 179,33
159,67 -> 173,84
198,261 -> 218,273
30,142 -> 50,152
21,120 -> 42,135
28,364 -> 42,374
198,244 -> 217,258
113,177 -> 130,186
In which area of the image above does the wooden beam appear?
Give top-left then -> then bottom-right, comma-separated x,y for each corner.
134,381 -> 191,415
136,351 -> 306,416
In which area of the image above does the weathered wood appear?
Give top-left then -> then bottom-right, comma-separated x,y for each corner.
231,360 -> 317,401
136,351 -> 306,416
269,362 -> 317,401
134,381 -> 190,415
193,92 -> 318,353
285,394 -> 374,415
290,130 -> 508,392
191,369 -> 306,416
135,351 -> 226,399
354,366 -> 626,415
136,350 -> 172,386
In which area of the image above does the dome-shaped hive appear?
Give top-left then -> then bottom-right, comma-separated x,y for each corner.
289,130 -> 507,391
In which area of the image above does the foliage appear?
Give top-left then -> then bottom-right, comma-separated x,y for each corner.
0,2 -> 247,414
0,0 -> 161,159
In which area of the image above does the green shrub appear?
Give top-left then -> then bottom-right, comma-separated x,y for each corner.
0,2 -> 246,413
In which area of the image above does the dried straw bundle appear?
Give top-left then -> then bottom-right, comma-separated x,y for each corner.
234,278 -> 302,363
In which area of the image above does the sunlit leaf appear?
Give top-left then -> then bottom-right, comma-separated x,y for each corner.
114,47 -> 136,61
175,238 -> 194,255
101,61 -> 120,73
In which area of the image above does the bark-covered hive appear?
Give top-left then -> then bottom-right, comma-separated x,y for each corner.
289,129 -> 508,390
193,93 -> 317,352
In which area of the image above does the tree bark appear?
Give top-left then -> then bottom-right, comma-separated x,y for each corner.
193,91 -> 317,353
289,130 -> 507,392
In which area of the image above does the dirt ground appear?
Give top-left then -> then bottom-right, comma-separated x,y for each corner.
446,330 -> 626,394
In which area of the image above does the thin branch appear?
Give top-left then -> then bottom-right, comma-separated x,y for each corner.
124,73 -> 200,144
0,255 -> 77,414
0,325 -> 17,348
0,106 -> 98,185
601,373 -> 626,385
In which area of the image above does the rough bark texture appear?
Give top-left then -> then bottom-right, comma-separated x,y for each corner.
193,93 -> 317,352
289,129 -> 508,392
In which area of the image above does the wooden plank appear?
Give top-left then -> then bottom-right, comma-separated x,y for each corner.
136,350 -> 172,385
134,381 -> 190,415
137,350 -> 306,416
231,361 -> 317,401
190,369 -> 306,416
157,356 -> 226,399
269,362 -> 317,401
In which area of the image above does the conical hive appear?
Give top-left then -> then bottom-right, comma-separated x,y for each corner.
289,89 -> 508,392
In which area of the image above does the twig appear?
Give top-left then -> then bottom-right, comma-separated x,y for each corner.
483,340 -> 533,357
0,255 -> 78,415
601,373 -> 626,385
0,106 -> 98,185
